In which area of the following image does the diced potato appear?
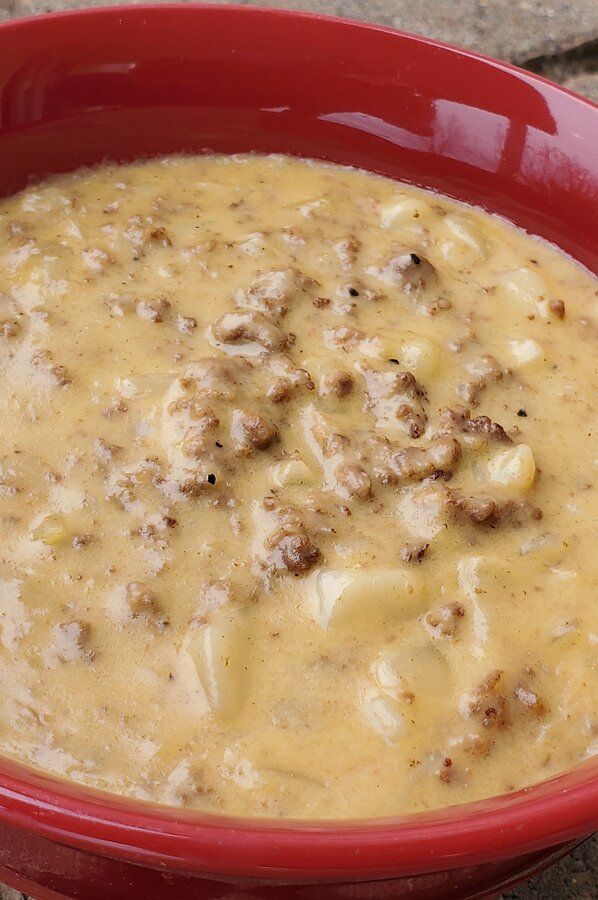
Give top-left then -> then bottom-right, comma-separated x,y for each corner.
550,620 -> 581,653
380,195 -> 433,229
498,267 -> 549,317
440,214 -> 489,262
32,514 -> 69,546
184,607 -> 251,719
271,459 -> 314,488
456,554 -> 511,652
401,335 -> 440,380
373,643 -> 449,699
486,444 -> 536,494
307,567 -> 425,629
397,483 -> 447,540
116,372 -> 174,399
301,355 -> 329,379
505,338 -> 547,370
359,690 -> 404,742
378,332 -> 441,381
221,746 -> 260,789
519,532 -> 567,566
456,552 -> 518,654
457,554 -> 507,603
445,214 -> 488,255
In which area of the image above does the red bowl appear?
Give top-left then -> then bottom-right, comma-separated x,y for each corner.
0,5 -> 596,899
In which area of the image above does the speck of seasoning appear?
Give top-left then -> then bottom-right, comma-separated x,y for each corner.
207,473 -> 216,485
517,409 -> 528,417
215,440 -> 223,448
389,358 -> 400,365
348,287 -> 359,297
410,253 -> 421,265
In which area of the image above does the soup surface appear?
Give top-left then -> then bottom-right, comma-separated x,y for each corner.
0,155 -> 596,818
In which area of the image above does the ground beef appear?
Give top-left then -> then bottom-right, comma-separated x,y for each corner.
438,404 -> 512,443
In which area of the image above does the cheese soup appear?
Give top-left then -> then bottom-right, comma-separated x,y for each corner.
0,155 -> 595,818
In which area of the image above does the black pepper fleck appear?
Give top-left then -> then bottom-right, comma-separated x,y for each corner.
215,440 -> 223,448
389,358 -> 400,365
348,287 -> 359,297
410,253 -> 421,265
517,409 -> 528,417
207,473 -> 216,485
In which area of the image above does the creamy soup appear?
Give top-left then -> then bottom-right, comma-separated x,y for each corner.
0,155 -> 596,819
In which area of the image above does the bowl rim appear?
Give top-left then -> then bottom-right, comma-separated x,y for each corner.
0,2 -> 596,879
3,0 -> 598,112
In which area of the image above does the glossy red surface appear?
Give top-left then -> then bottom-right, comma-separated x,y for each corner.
0,5 -> 596,899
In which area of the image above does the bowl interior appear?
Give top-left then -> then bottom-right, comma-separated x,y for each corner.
0,1 -> 596,880
0,4 -> 596,270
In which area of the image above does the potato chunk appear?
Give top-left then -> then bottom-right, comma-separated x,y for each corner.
397,334 -> 440,381
359,690 -> 404,742
380,195 -> 433,230
116,372 -> 174,399
32,514 -> 69,546
184,608 -> 251,719
307,568 -> 424,628
362,643 -> 449,742
373,643 -> 449,700
486,444 -> 536,495
397,483 -> 448,540
505,338 -> 547,370
440,213 -> 489,262
377,331 -> 441,381
498,267 -> 550,318
270,459 -> 315,488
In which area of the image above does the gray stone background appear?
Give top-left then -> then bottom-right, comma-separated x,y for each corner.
0,1 -> 595,898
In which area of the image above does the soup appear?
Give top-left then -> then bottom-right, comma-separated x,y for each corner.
0,155 -> 595,818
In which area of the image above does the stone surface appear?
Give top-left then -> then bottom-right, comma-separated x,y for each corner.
0,889 -> 24,900
503,838 -> 598,899
564,73 -> 598,102
0,1 -> 595,899
2,0 -> 598,69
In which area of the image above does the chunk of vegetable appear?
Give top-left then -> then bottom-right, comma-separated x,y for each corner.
380,195 -> 433,229
519,532 -> 566,566
32,514 -> 69,546
440,214 -> 490,263
307,568 -> 425,629
184,607 -> 251,719
457,554 -> 507,603
506,338 -> 547,370
397,483 -> 447,539
498,267 -> 550,317
116,372 -> 174,399
373,643 -> 449,700
378,331 -> 441,381
486,444 -> 536,494
359,690 -> 404,742
270,459 -> 314,488
398,335 -> 440,381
